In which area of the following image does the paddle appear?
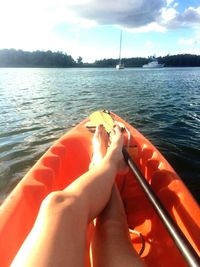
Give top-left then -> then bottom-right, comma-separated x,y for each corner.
89,110 -> 200,267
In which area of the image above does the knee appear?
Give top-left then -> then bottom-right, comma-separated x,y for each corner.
41,191 -> 79,213
39,190 -> 89,225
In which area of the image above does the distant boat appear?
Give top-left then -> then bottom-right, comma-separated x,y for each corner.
116,31 -> 124,69
143,59 -> 164,68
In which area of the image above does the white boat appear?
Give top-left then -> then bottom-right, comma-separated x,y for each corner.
116,31 -> 124,69
143,60 -> 164,68
116,63 -> 124,69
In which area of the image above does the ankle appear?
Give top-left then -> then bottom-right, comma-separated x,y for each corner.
100,156 -> 118,173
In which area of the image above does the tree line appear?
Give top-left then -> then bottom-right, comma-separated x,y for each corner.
0,49 -> 200,67
94,55 -> 200,67
0,49 -> 77,67
158,54 -> 200,67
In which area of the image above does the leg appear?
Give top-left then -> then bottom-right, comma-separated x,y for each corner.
91,185 -> 145,267
11,125 -> 125,267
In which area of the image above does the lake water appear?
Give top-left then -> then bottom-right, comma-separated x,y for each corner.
0,67 -> 199,203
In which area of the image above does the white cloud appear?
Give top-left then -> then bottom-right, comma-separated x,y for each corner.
1,0 -> 200,41
123,22 -> 166,33
178,33 -> 200,46
161,7 -> 177,21
1,0 -> 200,60
178,38 -> 196,46
166,0 -> 175,5
0,0 -> 99,52
164,6 -> 200,29
173,2 -> 179,8
62,0 -> 200,32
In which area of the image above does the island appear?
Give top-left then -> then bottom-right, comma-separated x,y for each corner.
0,49 -> 200,68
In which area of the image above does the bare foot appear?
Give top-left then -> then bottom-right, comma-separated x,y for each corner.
90,124 -> 129,174
106,125 -> 129,174
89,125 -> 109,168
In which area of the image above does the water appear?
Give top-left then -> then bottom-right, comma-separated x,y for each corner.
0,67 -> 199,203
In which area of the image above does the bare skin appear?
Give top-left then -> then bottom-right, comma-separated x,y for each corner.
89,124 -> 109,168
11,125 -> 144,267
91,185 -> 145,267
90,126 -> 145,267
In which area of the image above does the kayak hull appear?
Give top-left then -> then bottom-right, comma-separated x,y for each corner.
0,112 -> 199,267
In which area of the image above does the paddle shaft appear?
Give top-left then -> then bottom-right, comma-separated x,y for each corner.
122,148 -> 200,267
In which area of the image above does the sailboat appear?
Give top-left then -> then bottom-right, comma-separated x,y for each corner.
116,31 -> 124,69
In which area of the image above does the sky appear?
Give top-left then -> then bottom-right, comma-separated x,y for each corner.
0,0 -> 200,62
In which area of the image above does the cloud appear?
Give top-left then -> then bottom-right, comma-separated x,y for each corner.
166,0 -> 175,5
66,0 -> 200,32
177,6 -> 200,24
1,0 -> 200,38
69,0 -> 166,28
178,38 -> 195,46
161,7 -> 177,22
178,33 -> 200,46
1,0 -> 200,55
165,6 -> 200,29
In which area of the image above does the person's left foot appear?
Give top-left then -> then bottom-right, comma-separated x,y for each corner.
89,125 -> 109,168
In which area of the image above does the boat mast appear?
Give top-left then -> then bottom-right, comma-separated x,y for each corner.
118,30 -> 122,64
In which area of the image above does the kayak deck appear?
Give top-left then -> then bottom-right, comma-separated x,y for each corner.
0,112 -> 199,267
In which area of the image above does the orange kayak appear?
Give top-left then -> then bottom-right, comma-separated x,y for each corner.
0,111 -> 199,267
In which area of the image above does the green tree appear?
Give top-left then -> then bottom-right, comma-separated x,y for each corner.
77,56 -> 83,66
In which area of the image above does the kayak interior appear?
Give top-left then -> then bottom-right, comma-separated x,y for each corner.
0,113 -> 199,267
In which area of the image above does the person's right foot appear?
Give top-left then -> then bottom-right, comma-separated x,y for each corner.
106,125 -> 129,174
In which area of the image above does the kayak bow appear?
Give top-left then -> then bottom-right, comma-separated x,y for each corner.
0,111 -> 199,267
